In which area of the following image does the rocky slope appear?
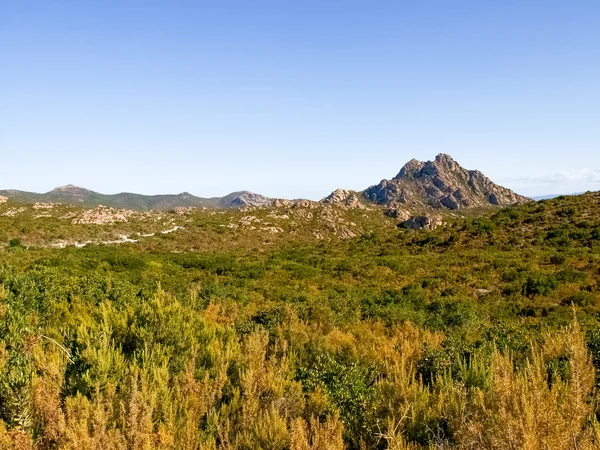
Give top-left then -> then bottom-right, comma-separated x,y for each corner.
362,154 -> 530,210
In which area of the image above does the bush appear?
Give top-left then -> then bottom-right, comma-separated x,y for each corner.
8,239 -> 22,248
522,274 -> 558,298
297,353 -> 377,449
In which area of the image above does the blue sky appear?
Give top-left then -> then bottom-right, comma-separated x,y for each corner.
1,1 -> 599,199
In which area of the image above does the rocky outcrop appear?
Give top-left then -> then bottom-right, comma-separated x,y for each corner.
273,199 -> 319,208
220,191 -> 272,208
1,207 -> 26,217
321,189 -> 365,209
384,207 -> 411,221
32,202 -> 55,209
71,207 -> 131,225
363,154 -> 529,210
0,196 -> 7,204
401,215 -> 443,230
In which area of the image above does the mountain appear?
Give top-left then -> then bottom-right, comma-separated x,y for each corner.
0,185 -> 272,210
1,154 -> 529,212
219,191 -> 273,208
361,154 -> 530,210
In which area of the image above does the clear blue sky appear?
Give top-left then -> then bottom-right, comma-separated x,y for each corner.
1,1 -> 599,199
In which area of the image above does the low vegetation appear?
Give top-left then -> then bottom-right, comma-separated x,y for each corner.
1,192 -> 600,449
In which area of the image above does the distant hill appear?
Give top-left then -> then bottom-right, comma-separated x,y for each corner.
532,192 -> 585,201
0,185 -> 272,210
324,154 -> 530,211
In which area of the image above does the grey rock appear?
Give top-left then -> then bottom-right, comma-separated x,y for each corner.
475,289 -> 492,297
440,195 -> 460,210
222,191 -> 272,207
401,215 -> 443,230
321,189 -> 365,209
363,154 -> 530,210
384,208 -> 411,221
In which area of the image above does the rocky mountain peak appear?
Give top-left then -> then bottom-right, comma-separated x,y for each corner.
396,154 -> 462,180
395,159 -> 425,179
431,153 -> 460,173
434,153 -> 455,164
222,191 -> 272,207
52,184 -> 89,193
365,154 -> 530,210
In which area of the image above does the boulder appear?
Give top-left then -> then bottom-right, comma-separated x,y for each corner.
321,189 -> 365,209
384,208 -> 410,221
401,215 -> 443,230
440,195 -> 460,210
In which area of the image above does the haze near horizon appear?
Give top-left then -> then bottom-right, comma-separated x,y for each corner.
1,1 -> 599,199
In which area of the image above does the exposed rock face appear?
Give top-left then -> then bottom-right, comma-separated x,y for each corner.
33,202 -> 55,209
1,207 -> 26,217
221,191 -> 272,207
401,215 -> 443,230
273,199 -> 292,208
319,207 -> 359,238
72,207 -> 130,225
384,207 -> 411,221
397,159 -> 425,179
0,196 -> 7,204
364,154 -> 529,210
321,189 -> 365,209
273,199 -> 319,209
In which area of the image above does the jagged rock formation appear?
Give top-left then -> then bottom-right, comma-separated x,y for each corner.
363,154 -> 529,210
321,189 -> 365,209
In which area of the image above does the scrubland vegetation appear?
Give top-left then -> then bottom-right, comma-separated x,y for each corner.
2,192 -> 600,449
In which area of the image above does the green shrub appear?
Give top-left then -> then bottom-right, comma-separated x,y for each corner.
522,274 -> 558,298
298,353 -> 377,449
8,239 -> 22,248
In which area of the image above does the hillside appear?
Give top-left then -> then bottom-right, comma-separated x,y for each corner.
1,155 -> 529,215
0,185 -> 272,210
1,192 -> 600,449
